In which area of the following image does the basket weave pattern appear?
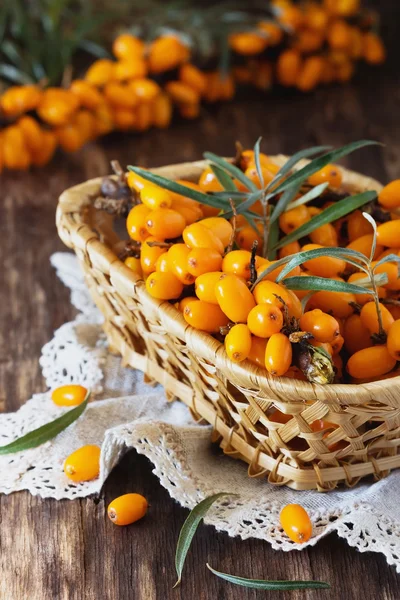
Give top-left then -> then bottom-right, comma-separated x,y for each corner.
57,157 -> 400,491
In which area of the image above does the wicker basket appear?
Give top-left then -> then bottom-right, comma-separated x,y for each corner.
57,156 -> 400,491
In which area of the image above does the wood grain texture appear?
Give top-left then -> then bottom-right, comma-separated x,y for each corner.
1,3 -> 400,595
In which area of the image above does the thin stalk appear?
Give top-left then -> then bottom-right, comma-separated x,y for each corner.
368,265 -> 386,341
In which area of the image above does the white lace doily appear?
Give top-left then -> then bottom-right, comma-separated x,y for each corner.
1,251 -> 400,572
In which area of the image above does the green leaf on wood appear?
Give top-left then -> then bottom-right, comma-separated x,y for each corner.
206,564 -> 330,591
0,393 -> 90,455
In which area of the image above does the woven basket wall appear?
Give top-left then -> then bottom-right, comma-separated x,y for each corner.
57,156 -> 400,491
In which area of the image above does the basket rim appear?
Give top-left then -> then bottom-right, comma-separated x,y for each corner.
56,155 -> 400,404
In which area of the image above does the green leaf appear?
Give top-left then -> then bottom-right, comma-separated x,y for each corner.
128,167 -> 228,210
362,212 -> 377,261
353,272 -> 388,287
275,191 -> 377,249
203,152 -> 258,193
210,164 -> 237,192
285,182 -> 329,211
269,183 -> 302,225
222,190 -> 263,218
270,140 -> 380,197
253,137 -> 264,188
267,145 -> 332,191
0,63 -> 33,84
175,493 -> 236,586
267,219 -> 280,260
282,276 -> 374,295
276,247 -> 370,282
373,253 -> 400,271
0,393 -> 90,455
206,564 -> 330,591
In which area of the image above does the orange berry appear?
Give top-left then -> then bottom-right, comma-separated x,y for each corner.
324,0 -> 360,17
276,49 -> 302,86
307,291 -> 355,319
170,195 -> 203,225
278,241 -> 301,259
179,64 -> 207,95
378,180 -> 400,210
127,204 -> 151,242
304,5 -> 329,32
56,123 -> 84,152
343,314 -> 372,354
236,225 -> 263,251
296,55 -> 324,92
280,504 -> 312,544
301,243 -> 346,277
187,248 -> 222,277
327,20 -> 352,51
195,272 -> 223,304
376,221 -> 400,248
74,110 -> 96,143
309,222 -> 338,247
146,271 -> 183,299
373,261 -> 400,291
31,131 -> 57,167
308,164 -> 342,189
178,296 -> 197,312
113,107 -> 137,130
258,22 -> 284,45
239,149 -> 271,171
360,302 -> 394,336
155,253 -> 169,273
104,82 -> 139,108
347,234 -> 383,259
198,166 -> 224,193
64,445 -> 100,482
146,208 -> 186,239
124,256 -> 143,276
37,88 -> 79,126
347,210 -> 373,242
94,103 -> 114,135
70,80 -> 103,109
3,126 -> 30,170
18,116 -> 43,152
166,244 -> 195,285
331,334 -> 344,354
222,249 -> 257,280
265,332 -> 292,376
253,280 -> 293,311
294,29 -> 324,54
0,85 -> 42,117
346,272 -> 379,305
387,320 -> 400,360
247,304 -> 283,338
279,205 -> 310,235
113,34 -> 144,60
225,324 -> 252,363
140,185 -> 172,210
201,217 -> 233,248
363,32 -> 386,65
148,35 -> 189,74
127,170 -> 148,192
215,273 -> 256,323
244,163 -> 280,189
108,493 -> 148,526
229,32 -> 268,55
248,336 -> 268,366
165,80 -> 200,105
129,78 -> 160,102
140,237 -> 167,275
183,223 -> 224,254
311,340 -> 333,356
347,346 -> 396,379
51,384 -> 88,407
183,300 -> 229,332
300,309 -> 340,342
152,93 -> 173,129
85,59 -> 115,86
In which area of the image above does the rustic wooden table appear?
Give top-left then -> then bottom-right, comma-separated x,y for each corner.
1,8 -> 400,598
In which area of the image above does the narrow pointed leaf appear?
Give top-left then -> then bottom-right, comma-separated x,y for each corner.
206,564 -> 330,591
270,183 -> 302,224
276,247 -> 370,282
222,190 -> 263,218
373,253 -> 400,270
267,219 -> 280,260
362,212 -> 377,261
352,273 -> 388,287
175,493 -> 236,586
0,393 -> 90,455
270,140 -> 379,197
285,182 -> 329,211
275,191 -> 377,249
203,152 -> 258,192
282,276 -> 374,295
253,137 -> 264,188
251,254 -> 294,289
210,164 -> 237,192
268,145 -> 332,187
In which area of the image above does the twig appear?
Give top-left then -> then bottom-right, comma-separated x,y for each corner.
234,141 -> 244,166
226,198 -> 237,254
146,240 -> 174,248
111,160 -> 126,184
249,240 -> 258,284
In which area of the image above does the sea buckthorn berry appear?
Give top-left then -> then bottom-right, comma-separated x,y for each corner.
3,126 -> 30,170
279,205 -> 310,234
187,248 -> 222,277
113,34 -> 144,59
347,346 -> 396,379
85,59 -> 115,86
129,78 -> 160,102
307,287 -> 356,319
126,204 -> 151,242
171,195 -> 203,225
104,82 -> 139,108
178,296 -> 197,312
114,58 -> 147,81
229,32 -> 268,55
363,32 -> 386,65
74,110 -> 96,143
310,340 -> 333,356
140,185 -> 172,210
301,244 -> 346,277
152,93 -> 173,129
239,149 -> 271,172
70,80 -> 103,109
347,272 -> 386,305
376,221 -> 400,248
253,280 -> 293,311
265,332 -> 292,376
195,272 -> 223,303
280,504 -> 312,544
347,210 -> 374,241
373,261 -> 400,291
327,20 -> 352,51
94,103 -> 114,136
244,163 -> 280,189
296,56 -> 324,92
136,103 -> 153,131
183,300 -> 229,332
127,170 -> 148,192
64,445 -> 101,482
308,164 -> 343,189
179,64 -> 207,95
309,222 -> 338,247
248,336 -> 268,366
215,274 -> 256,323
360,302 -> 394,335
198,166 -> 224,193
343,314 -> 372,354
294,29 -> 324,54
37,88 -> 79,126
113,107 -> 137,130
148,35 -> 189,74
31,130 -> 57,167
276,49 -> 302,87
165,80 -> 200,105
1,85 -> 42,117
179,102 -> 200,120
247,304 -> 283,338
330,335 -> 344,355
279,241 -> 301,259
146,208 -> 186,239
141,237 -> 167,275
324,0 -> 360,17
201,217 -> 233,248
108,493 -> 148,526
146,271 -> 183,299
347,234 -> 383,259
258,21 -> 284,45
166,244 -> 195,285
18,116 -> 43,152
378,180 -> 400,209
387,320 -> 400,360
304,5 -> 329,31
300,309 -> 340,343
236,225 -> 263,251
125,256 -> 143,276
222,250 -> 257,280
168,179 -> 203,203
183,223 -> 224,254
51,384 -> 88,407
225,324 -> 252,363
155,253 -> 169,273
56,123 -> 84,152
